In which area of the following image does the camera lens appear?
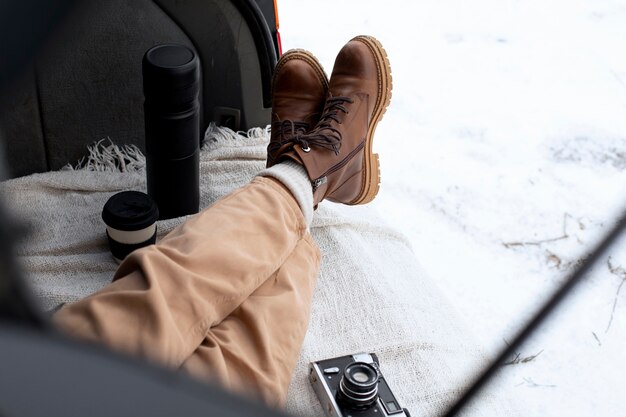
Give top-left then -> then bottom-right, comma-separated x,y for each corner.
337,362 -> 379,409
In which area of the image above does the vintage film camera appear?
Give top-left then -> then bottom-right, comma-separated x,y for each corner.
310,353 -> 410,417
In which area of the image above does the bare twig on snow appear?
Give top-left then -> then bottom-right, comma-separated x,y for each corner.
515,377 -> 556,388
605,257 -> 626,334
503,350 -> 544,366
502,213 -> 572,248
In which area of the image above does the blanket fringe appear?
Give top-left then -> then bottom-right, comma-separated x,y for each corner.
64,124 -> 270,173
202,123 -> 271,151
63,138 -> 145,172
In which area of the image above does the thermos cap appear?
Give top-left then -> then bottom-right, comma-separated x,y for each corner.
143,44 -> 200,108
102,191 -> 159,231
147,44 -> 194,69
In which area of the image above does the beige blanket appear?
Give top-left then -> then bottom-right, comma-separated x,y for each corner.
1,125 -> 519,417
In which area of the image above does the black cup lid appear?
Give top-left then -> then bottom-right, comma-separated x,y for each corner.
102,191 -> 159,231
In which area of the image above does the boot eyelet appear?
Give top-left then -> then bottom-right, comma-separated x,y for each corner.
301,145 -> 311,153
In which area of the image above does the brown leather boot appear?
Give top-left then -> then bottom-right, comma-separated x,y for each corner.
266,49 -> 329,168
272,36 -> 392,206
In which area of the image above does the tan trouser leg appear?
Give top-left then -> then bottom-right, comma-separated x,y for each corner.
53,176 -> 320,405
181,234 -> 319,407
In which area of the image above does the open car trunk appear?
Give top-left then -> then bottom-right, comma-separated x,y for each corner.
0,0 -> 280,178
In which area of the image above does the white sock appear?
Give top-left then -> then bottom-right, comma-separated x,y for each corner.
258,160 -> 314,226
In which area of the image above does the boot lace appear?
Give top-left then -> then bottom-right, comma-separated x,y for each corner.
268,96 -> 354,157
268,119 -> 309,161
271,119 -> 309,141
301,96 -> 354,155
268,119 -> 309,163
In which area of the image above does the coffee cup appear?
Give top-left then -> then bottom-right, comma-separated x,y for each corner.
102,191 -> 159,263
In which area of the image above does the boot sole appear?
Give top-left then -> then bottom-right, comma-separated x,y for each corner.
272,49 -> 330,97
348,35 -> 393,205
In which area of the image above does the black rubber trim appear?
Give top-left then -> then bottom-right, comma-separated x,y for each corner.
231,0 -> 278,108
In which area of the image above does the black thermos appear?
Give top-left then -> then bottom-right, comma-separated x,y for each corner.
143,44 -> 200,220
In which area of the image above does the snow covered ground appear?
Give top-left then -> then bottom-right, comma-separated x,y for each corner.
280,0 -> 626,415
